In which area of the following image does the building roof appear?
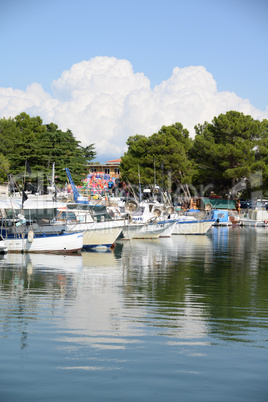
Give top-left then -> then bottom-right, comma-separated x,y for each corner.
105,159 -> 121,164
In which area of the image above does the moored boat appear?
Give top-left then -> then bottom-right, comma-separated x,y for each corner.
157,220 -> 177,237
3,231 -> 83,254
173,218 -> 214,235
54,207 -> 125,250
133,220 -> 175,239
121,222 -> 144,240
239,209 -> 268,227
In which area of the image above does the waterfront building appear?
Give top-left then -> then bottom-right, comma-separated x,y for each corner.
88,159 -> 121,179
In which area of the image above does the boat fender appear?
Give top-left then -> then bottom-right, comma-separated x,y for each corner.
27,230 -> 34,243
127,214 -> 133,222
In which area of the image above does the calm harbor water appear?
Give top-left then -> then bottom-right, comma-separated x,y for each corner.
0,226 -> 268,401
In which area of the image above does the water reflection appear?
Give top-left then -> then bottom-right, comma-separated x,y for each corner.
0,228 -> 268,355
0,252 -> 83,272
117,230 -> 268,347
1,228 -> 268,402
82,249 -> 118,268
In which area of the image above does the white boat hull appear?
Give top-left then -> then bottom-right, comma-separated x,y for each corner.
158,221 -> 177,237
133,221 -> 174,239
83,226 -> 122,250
4,232 -> 83,254
0,239 -> 8,254
66,221 -> 123,249
122,223 -> 144,240
240,219 -> 267,227
173,219 -> 214,235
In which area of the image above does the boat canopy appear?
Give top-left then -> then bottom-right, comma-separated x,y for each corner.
200,197 -> 236,210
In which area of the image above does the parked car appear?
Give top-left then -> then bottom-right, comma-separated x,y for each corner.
240,200 -> 253,209
240,200 -> 268,209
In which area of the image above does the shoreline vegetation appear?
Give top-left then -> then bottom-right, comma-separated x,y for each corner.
1,110 -> 268,202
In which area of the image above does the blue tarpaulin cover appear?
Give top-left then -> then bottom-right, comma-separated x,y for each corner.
211,209 -> 229,222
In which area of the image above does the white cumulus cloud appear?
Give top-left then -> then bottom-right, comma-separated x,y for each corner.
0,57 -> 268,160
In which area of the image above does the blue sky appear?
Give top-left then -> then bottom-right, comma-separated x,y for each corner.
1,0 -> 268,161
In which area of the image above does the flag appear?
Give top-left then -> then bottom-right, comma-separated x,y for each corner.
22,191 -> 28,207
7,174 -> 16,193
26,160 -> 31,176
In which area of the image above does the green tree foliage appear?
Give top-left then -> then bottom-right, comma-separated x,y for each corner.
0,154 -> 10,184
10,113 -> 47,174
40,123 -> 96,183
0,117 -> 20,156
0,113 -> 96,185
253,119 -> 268,194
192,111 -> 261,196
120,123 -> 196,194
0,117 -> 17,183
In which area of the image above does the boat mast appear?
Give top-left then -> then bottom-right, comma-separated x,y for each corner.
154,157 -> 156,190
138,164 -> 141,203
52,162 -> 55,190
